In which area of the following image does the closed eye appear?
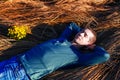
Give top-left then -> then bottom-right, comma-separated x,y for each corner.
84,32 -> 87,37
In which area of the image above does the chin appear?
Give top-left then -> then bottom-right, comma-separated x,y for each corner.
75,41 -> 82,45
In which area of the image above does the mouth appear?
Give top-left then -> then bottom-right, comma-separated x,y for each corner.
76,36 -> 81,40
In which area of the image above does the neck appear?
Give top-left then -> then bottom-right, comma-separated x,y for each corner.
71,40 -> 82,48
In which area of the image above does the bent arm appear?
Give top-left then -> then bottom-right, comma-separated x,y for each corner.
59,22 -> 82,41
78,46 -> 110,66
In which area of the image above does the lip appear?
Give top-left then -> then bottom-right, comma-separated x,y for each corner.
76,36 -> 81,40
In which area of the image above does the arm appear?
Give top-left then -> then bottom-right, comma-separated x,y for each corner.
78,46 -> 110,66
58,22 -> 82,41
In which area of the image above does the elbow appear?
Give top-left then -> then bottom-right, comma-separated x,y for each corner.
103,53 -> 110,61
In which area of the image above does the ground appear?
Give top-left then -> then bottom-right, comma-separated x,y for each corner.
0,0 -> 120,80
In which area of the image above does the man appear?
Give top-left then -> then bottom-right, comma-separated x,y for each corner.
0,22 -> 110,80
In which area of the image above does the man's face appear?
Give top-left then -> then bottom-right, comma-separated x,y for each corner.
74,28 -> 96,45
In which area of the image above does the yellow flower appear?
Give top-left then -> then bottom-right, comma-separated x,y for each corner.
8,25 -> 30,40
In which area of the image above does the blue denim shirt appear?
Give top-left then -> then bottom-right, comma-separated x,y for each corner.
19,23 -> 110,80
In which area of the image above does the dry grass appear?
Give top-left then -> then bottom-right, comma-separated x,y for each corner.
0,0 -> 118,26
0,0 -> 120,80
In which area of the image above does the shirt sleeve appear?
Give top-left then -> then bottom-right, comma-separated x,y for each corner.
58,22 -> 83,41
77,46 -> 110,66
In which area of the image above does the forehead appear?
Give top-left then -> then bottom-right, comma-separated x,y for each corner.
84,28 -> 94,37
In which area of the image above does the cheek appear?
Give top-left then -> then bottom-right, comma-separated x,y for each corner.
84,37 -> 89,42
